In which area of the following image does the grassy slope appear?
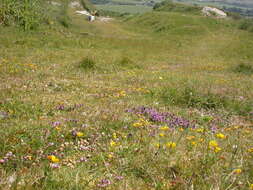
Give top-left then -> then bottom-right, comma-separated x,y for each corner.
0,7 -> 253,190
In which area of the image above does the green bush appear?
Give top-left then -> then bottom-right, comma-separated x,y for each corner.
0,0 -> 48,30
153,0 -> 201,15
158,86 -> 252,116
79,57 -> 96,70
117,57 -> 141,70
238,19 -> 253,31
233,63 -> 253,75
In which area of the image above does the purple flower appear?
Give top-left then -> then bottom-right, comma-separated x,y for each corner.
56,104 -> 65,111
210,125 -> 218,133
52,121 -> 61,127
79,157 -> 88,162
128,106 -> 194,128
50,163 -> 60,169
0,159 -> 5,164
115,176 -> 123,180
97,179 -> 111,187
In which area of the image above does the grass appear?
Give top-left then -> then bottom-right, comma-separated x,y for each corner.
234,63 -> 253,75
96,4 -> 152,14
1,2 -> 253,189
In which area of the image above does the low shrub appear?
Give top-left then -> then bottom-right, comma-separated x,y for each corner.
233,63 -> 253,75
0,0 -> 48,30
79,57 -> 96,70
153,0 -> 201,14
117,57 -> 141,70
238,19 -> 253,32
157,86 -> 252,116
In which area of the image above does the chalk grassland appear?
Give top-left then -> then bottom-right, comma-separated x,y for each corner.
96,4 -> 152,13
1,5 -> 253,190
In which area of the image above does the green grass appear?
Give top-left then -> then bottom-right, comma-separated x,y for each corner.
1,3 -> 253,189
96,4 -> 152,14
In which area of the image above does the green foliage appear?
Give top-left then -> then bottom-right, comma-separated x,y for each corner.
0,0 -> 48,30
238,19 -> 253,32
158,86 -> 252,116
233,63 -> 253,75
117,57 -> 141,70
57,0 -> 71,28
80,0 -> 95,12
78,57 -> 96,70
153,0 -> 201,15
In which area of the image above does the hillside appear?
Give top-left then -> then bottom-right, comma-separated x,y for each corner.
1,1 -> 253,189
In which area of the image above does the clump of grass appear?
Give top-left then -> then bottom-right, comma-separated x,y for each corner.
233,63 -> 253,75
157,86 -> 252,116
238,19 -> 253,32
78,57 -> 96,70
58,0 -> 71,28
117,57 -> 141,70
153,0 -> 201,15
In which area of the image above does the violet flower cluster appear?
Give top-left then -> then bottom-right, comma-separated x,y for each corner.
128,106 -> 196,128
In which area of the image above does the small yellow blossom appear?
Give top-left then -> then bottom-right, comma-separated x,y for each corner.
108,154 -> 113,159
209,140 -> 218,148
214,147 -> 222,153
155,143 -> 160,148
199,138 -> 204,142
160,126 -> 170,131
119,90 -> 126,97
191,141 -> 197,146
250,184 -> 253,190
233,169 -> 242,174
248,148 -> 253,153
133,122 -> 142,127
196,128 -> 204,133
113,133 -> 117,139
179,128 -> 184,132
186,136 -> 195,141
159,133 -> 165,137
216,133 -> 226,139
166,142 -> 176,149
47,155 -> 60,163
110,140 -> 117,147
76,132 -> 84,137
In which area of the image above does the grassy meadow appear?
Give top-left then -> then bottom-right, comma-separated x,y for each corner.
1,1 -> 253,189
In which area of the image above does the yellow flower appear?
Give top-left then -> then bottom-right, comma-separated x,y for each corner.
166,142 -> 176,149
133,122 -> 142,127
47,155 -> 60,163
159,133 -> 165,137
119,90 -> 126,97
160,126 -> 169,131
248,148 -> 253,153
209,140 -> 218,148
179,128 -> 184,132
191,141 -> 197,146
186,136 -> 195,141
196,128 -> 204,133
233,169 -> 242,174
214,147 -> 221,153
216,133 -> 226,139
250,184 -> 253,190
155,143 -> 160,148
113,132 -> 117,139
108,154 -> 113,159
76,132 -> 84,137
110,140 -> 117,147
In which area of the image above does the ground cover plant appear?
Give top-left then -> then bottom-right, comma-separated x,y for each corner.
0,0 -> 253,189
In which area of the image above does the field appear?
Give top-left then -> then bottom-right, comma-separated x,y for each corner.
1,2 -> 253,190
96,4 -> 152,13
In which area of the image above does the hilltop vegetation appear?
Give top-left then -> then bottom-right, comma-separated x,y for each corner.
0,1 -> 253,189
